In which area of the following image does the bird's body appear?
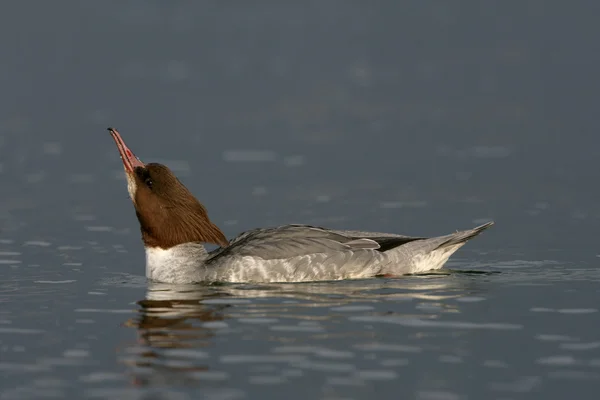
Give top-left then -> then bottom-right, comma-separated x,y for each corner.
107,127 -> 494,284
144,223 -> 493,283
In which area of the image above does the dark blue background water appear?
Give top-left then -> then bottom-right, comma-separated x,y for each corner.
1,2 -> 599,399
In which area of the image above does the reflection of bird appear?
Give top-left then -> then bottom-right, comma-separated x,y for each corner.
124,287 -> 228,349
107,127 -> 494,284
120,285 -> 229,387
119,270 -> 493,388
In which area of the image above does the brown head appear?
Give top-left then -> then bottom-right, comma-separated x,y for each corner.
107,127 -> 228,249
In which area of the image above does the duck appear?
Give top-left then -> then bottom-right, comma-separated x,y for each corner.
107,127 -> 494,284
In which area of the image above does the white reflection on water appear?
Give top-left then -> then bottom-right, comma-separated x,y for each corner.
114,272 -> 503,390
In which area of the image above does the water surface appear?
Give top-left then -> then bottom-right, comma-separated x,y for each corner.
2,251 -> 600,399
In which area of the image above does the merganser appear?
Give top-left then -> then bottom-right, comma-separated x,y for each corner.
107,127 -> 494,284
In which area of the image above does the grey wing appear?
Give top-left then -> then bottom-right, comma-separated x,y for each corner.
207,224 -> 423,261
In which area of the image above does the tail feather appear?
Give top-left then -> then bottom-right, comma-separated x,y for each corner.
379,221 -> 494,275
435,221 -> 494,250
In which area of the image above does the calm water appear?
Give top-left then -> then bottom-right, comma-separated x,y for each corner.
2,2 -> 600,399
3,256 -> 600,399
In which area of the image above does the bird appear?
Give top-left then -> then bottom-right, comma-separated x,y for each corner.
107,127 -> 494,284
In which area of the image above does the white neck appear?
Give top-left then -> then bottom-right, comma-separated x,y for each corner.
145,243 -> 211,284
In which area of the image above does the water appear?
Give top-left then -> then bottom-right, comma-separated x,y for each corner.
3,258 -> 600,399
2,1 -> 600,399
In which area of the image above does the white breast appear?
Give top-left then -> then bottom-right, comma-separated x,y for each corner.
145,244 -> 210,283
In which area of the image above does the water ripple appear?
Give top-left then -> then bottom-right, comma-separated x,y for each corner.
350,315 -> 523,330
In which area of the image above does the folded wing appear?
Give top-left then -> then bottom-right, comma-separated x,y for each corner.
208,224 -> 424,261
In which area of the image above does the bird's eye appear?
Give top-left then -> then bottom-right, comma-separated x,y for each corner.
145,178 -> 153,188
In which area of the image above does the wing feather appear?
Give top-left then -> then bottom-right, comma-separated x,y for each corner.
207,224 -> 423,261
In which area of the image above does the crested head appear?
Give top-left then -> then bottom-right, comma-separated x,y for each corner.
107,127 -> 228,249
